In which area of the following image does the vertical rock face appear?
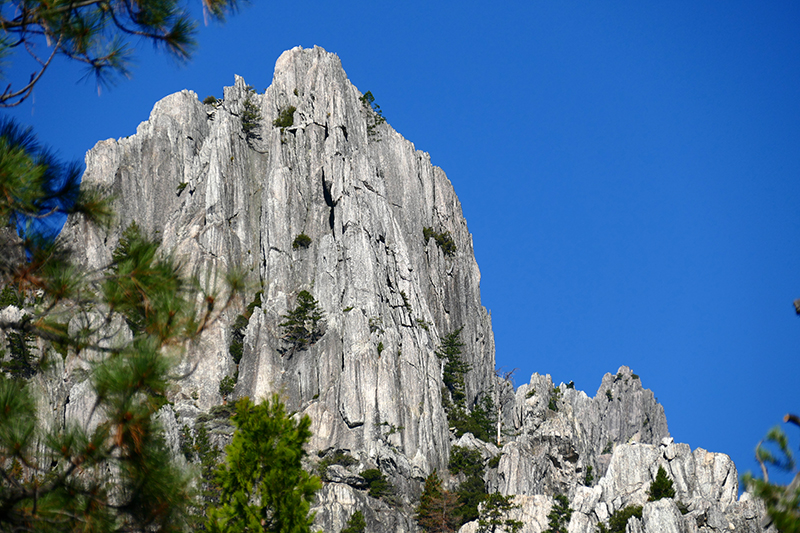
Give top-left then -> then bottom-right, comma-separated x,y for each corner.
55,46 -> 771,533
65,45 -> 495,508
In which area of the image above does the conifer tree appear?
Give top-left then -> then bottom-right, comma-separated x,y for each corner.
416,470 -> 461,533
647,465 -> 676,501
0,0 -> 241,106
543,494 -> 572,533
340,510 -> 366,533
280,290 -> 324,353
476,492 -> 523,533
743,414 -> 800,532
0,221 -> 242,532
206,395 -> 321,533
0,1 -> 246,527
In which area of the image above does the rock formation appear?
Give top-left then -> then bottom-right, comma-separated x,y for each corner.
46,46 -> 774,532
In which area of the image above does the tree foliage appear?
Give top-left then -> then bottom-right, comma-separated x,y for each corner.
0,0 -> 249,529
242,87 -> 263,139
477,492 -> 523,533
743,414 -> 800,532
0,0 -> 241,106
544,494 -> 572,533
340,510 -> 366,533
448,446 -> 487,525
648,465 -> 676,502
597,505 -> 642,533
280,290 -> 324,354
423,227 -> 456,257
416,470 -> 461,533
207,395 -> 321,533
0,219 -> 241,532
437,327 -> 469,406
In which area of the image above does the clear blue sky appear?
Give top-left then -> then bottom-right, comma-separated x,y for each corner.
6,1 -> 800,487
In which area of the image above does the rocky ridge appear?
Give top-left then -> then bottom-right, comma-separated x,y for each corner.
48,46 -> 771,533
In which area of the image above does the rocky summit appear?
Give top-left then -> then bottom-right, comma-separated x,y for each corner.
55,46 -> 770,532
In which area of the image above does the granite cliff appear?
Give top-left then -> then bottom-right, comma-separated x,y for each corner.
48,46 -> 771,532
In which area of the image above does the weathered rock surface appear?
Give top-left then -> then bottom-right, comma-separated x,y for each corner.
63,45 -> 495,528
45,46 -> 773,533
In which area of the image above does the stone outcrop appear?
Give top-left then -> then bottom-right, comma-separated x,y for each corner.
63,45 -> 495,526
46,46 -> 774,533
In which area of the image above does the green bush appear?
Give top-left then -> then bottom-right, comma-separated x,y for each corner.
584,465 -> 594,486
449,446 -> 484,478
598,505 -> 642,533
359,469 -> 393,500
544,494 -> 572,533
341,511 -> 366,533
280,290 -> 324,352
229,291 -> 262,365
319,450 -> 358,479
548,386 -> 562,412
293,233 -> 312,249
456,473 -> 486,525
423,227 -> 456,257
648,465 -> 676,501
203,95 -> 218,105
448,396 -> 496,443
273,105 -> 296,129
477,492 -> 523,533
241,90 -> 263,139
219,373 -> 237,398
606,389 -> 613,402
359,91 -> 386,139
437,328 -> 469,406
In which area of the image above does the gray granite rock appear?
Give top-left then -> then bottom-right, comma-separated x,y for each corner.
43,46 -> 773,533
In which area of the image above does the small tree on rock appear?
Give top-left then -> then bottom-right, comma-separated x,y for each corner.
544,494 -> 572,533
280,290 -> 324,354
648,465 -> 676,501
340,510 -> 366,533
477,492 -> 523,533
416,470 -> 461,533
206,395 -> 321,533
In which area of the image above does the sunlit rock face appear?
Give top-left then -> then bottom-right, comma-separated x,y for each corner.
65,44 -> 495,519
60,46 -> 771,533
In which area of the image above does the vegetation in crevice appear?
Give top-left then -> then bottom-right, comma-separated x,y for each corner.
548,385 -> 562,412
477,492 -> 523,533
597,505 -> 643,533
293,232 -> 312,249
318,449 -> 358,480
437,328 -> 496,442
360,468 -> 396,503
241,85 -> 263,140
423,226 -> 457,257
229,290 -> 262,365
273,105 -> 296,131
648,465 -> 676,501
544,493 -> 573,533
359,91 -> 386,140
583,465 -> 594,486
340,510 -> 366,533
279,290 -> 324,354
